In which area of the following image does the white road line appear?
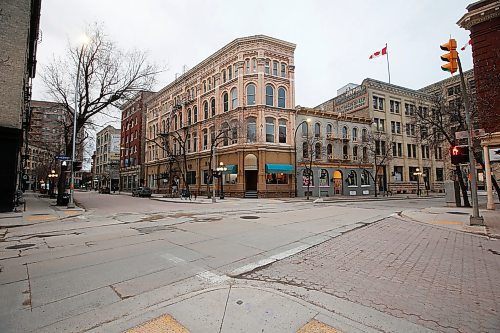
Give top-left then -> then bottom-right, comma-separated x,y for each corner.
160,253 -> 186,264
196,271 -> 230,284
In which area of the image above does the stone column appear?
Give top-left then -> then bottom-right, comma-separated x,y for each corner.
483,144 -> 495,210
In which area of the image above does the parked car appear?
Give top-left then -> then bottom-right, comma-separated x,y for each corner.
132,187 -> 152,198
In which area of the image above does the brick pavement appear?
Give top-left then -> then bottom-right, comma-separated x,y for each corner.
241,217 -> 500,333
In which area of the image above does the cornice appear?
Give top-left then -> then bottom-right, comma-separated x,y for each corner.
457,0 -> 500,30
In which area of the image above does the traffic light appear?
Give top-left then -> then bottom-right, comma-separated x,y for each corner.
440,39 -> 458,74
73,161 -> 82,171
450,145 -> 469,165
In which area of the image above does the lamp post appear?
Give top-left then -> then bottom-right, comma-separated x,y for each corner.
48,170 -> 58,199
413,167 -> 423,196
294,118 -> 311,197
68,35 -> 90,208
216,162 -> 227,199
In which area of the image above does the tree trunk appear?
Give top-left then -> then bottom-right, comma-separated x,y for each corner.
56,172 -> 66,206
455,165 -> 471,207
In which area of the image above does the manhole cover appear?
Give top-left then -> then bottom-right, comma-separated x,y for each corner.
6,243 -> 35,249
447,211 -> 469,215
240,215 -> 260,219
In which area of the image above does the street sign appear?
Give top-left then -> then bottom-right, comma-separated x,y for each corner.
455,129 -> 486,140
55,155 -> 71,161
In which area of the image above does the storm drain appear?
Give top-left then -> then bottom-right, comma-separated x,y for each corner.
6,244 -> 35,249
240,215 -> 260,219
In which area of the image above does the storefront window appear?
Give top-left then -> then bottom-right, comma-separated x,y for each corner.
347,170 -> 357,186
302,169 -> 313,187
266,173 -> 289,184
319,169 -> 329,187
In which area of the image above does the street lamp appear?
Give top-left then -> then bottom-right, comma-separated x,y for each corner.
294,118 -> 311,197
48,169 -> 58,199
216,162 -> 227,199
68,35 -> 90,208
413,167 -> 423,197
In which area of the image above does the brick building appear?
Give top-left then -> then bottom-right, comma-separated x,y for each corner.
119,91 -> 154,191
144,35 -> 296,198
0,0 -> 41,211
95,126 -> 120,190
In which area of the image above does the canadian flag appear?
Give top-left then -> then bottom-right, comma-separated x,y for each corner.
369,45 -> 387,59
461,39 -> 471,51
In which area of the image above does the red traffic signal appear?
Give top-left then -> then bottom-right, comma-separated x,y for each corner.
440,39 -> 458,74
450,145 -> 469,165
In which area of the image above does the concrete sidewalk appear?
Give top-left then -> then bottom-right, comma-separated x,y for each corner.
0,191 -> 84,230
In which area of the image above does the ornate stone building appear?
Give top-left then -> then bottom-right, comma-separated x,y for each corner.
144,35 -> 296,197
295,107 -> 374,197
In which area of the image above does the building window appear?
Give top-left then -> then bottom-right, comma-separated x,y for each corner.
394,166 -> 403,182
247,84 -> 256,105
302,142 -> 308,158
266,117 -> 275,143
193,133 -> 197,152
247,118 -> 256,143
390,100 -> 400,113
265,59 -> 270,74
343,144 -> 348,158
315,142 -> 321,159
421,145 -> 430,159
352,127 -> 358,141
409,167 -> 419,182
302,122 -> 308,136
234,64 -> 238,77
231,87 -> 238,109
187,109 -> 192,125
222,123 -> 229,146
281,63 -> 286,78
203,101 -> 209,119
375,140 -> 386,155
272,61 -> 278,75
278,87 -> 286,108
436,168 -> 444,181
406,123 -> 416,136
347,170 -> 357,186
278,119 -> 287,143
228,66 -> 232,80
405,103 -> 415,115
302,169 -> 313,187
314,123 -> 321,137
203,129 -> 208,150
252,58 -> 257,72
266,85 -> 274,106
373,96 -> 384,110
391,121 -> 401,134
245,59 -> 250,74
231,122 -> 238,144
435,147 -> 443,160
407,144 -> 417,158
222,70 -> 226,83
327,144 -> 333,156
342,126 -> 348,139
353,146 -> 358,160
223,93 -> 229,112
266,173 -> 289,184
193,106 -> 198,123
211,98 -> 216,117
361,170 -> 370,185
374,118 -> 385,131
326,124 -> 332,137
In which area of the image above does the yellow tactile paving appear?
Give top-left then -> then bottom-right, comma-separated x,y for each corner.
124,314 -> 190,333
26,215 -> 57,221
430,220 -> 462,225
297,319 -> 342,333
63,210 -> 80,215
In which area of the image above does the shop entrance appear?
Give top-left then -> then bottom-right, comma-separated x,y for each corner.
333,170 -> 343,195
244,154 -> 258,197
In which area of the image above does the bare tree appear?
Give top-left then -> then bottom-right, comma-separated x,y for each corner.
41,23 -> 160,205
296,129 -> 325,200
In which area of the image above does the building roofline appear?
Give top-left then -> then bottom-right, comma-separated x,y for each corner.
146,35 -> 296,105
418,69 -> 474,93
296,106 -> 372,124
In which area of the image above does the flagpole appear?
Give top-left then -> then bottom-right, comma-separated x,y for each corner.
386,43 -> 391,84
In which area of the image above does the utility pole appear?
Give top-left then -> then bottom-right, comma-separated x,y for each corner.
211,144 -> 216,203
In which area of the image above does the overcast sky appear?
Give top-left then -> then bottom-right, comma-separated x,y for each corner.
32,0 -> 473,112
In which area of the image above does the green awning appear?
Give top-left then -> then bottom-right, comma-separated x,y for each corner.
265,164 -> 294,174
223,164 -> 238,174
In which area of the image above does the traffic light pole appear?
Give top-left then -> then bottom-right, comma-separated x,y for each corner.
457,56 -> 483,225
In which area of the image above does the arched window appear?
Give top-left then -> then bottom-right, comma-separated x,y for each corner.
187,108 -> 192,125
302,142 -> 308,158
246,84 -> 256,105
342,126 -> 348,139
203,101 -> 208,119
222,123 -> 229,146
361,170 -> 370,185
211,98 -> 216,116
363,146 -> 368,161
278,119 -> 287,143
278,87 -> 286,108
352,128 -> 358,142
265,85 -> 274,106
343,144 -> 348,158
230,88 -> 238,109
247,118 -> 256,143
326,124 -> 332,137
347,170 -> 357,186
353,146 -> 358,160
252,58 -> 257,72
280,63 -> 286,78
362,128 -> 367,142
266,117 -> 275,143
203,129 -> 208,150
302,169 -> 313,186
315,142 -> 321,159
223,93 -> 229,112
315,123 -> 321,137
327,144 -> 333,156
231,120 -> 238,144
301,122 -> 308,136
319,169 -> 329,187
193,106 -> 198,123
245,59 -> 250,74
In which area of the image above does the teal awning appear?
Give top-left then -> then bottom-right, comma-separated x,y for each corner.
223,164 -> 238,174
265,164 -> 294,174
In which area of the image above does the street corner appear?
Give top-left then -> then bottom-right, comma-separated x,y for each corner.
125,314 -> 190,333
297,319 -> 342,333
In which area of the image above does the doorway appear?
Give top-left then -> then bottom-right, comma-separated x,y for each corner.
244,154 -> 258,194
333,170 -> 343,195
245,170 -> 258,190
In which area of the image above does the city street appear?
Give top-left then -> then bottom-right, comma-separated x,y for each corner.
0,192 -> 499,332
